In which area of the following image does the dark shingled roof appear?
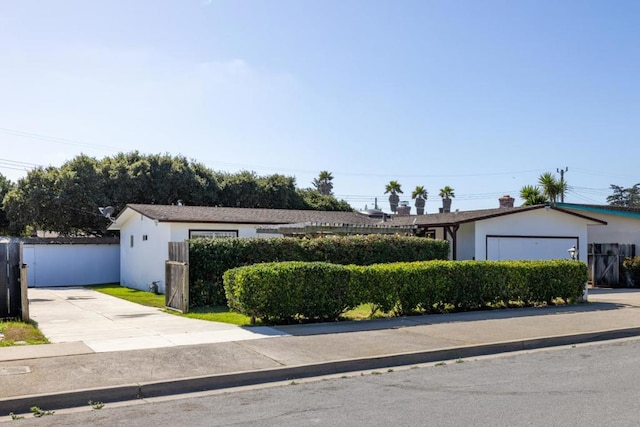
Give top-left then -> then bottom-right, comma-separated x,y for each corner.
383,205 -> 544,226
111,203 -> 606,230
122,204 -> 381,225
382,205 -> 607,226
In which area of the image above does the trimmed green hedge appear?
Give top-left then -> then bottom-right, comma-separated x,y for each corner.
224,262 -> 355,322
622,257 -> 640,287
189,235 -> 449,306
224,259 -> 588,323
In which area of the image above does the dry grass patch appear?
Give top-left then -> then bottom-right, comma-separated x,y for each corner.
0,321 -> 49,346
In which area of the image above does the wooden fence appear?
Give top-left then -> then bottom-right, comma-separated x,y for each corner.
165,242 -> 189,313
588,243 -> 635,287
0,241 -> 29,321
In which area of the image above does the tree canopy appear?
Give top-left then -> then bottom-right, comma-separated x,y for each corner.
3,152 -> 353,236
519,172 -> 566,206
312,171 -> 334,196
519,185 -> 547,206
438,186 -> 455,199
537,172 -> 566,204
384,180 -> 403,195
411,185 -> 428,200
0,173 -> 14,233
607,184 -> 640,207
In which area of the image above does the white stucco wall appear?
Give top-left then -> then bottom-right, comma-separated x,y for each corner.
582,213 -> 640,247
118,217 -> 283,294
119,213 -> 172,293
23,244 -> 119,287
456,222 -> 476,260
435,223 -> 476,260
474,209 -> 591,262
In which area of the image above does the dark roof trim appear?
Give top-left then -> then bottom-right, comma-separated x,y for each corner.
551,207 -> 607,225
450,205 -> 546,225
116,204 -> 378,227
557,203 -> 640,220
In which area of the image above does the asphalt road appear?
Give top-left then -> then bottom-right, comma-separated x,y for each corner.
11,338 -> 640,426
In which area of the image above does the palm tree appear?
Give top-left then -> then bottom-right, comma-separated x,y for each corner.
312,171 -> 334,195
519,185 -> 547,206
538,172 -> 564,205
411,185 -> 428,215
384,180 -> 403,213
438,186 -> 455,212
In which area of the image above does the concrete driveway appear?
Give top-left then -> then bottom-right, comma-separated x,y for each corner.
28,287 -> 286,353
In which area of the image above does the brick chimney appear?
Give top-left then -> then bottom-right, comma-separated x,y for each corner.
499,195 -> 515,208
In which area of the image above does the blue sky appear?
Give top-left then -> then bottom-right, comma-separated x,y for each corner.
1,0 -> 638,212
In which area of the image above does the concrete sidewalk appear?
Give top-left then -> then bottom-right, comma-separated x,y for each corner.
1,288 -> 640,415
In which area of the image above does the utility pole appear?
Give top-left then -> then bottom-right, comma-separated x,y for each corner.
557,167 -> 568,203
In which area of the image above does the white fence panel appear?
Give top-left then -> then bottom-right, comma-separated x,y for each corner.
23,243 -> 120,287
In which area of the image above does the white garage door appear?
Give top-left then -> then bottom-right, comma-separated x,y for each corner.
486,236 -> 578,261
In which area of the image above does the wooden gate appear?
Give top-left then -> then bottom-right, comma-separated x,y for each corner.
588,243 -> 636,287
165,242 -> 189,313
0,241 -> 29,321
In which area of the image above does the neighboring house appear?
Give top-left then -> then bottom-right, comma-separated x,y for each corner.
386,196 -> 606,262
108,204 -> 395,293
557,203 -> 640,249
108,199 -> 609,293
556,203 -> 640,286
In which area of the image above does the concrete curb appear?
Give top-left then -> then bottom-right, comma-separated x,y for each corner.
2,326 -> 640,414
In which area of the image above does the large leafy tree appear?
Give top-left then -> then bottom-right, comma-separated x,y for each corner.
312,171 -> 334,196
4,153 -> 352,236
0,173 -> 15,232
216,171 -> 315,209
607,184 -> 640,207
297,189 -> 352,211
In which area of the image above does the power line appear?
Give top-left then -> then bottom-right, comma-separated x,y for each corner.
0,127 -> 127,152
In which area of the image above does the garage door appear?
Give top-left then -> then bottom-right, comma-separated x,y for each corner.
486,236 -> 578,261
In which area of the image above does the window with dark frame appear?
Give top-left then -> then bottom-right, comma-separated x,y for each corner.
189,230 -> 239,239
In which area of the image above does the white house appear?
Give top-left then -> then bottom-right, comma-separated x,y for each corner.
386,197 -> 606,262
108,204 -> 389,293
108,200 -> 609,293
557,203 -> 640,249
556,203 -> 640,285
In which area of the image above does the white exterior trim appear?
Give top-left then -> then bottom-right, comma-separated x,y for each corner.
473,208 -> 591,262
118,214 -> 283,293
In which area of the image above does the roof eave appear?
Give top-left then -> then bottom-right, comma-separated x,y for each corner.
557,203 -> 640,220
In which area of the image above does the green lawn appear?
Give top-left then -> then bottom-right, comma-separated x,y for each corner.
87,284 -> 393,326
89,284 -> 166,308
87,284 -> 254,326
0,321 -> 49,347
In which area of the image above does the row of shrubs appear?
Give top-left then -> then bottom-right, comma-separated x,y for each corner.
189,235 -> 449,306
223,260 -> 588,323
622,257 -> 640,287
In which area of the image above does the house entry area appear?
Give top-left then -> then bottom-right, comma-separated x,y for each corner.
486,235 -> 578,261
